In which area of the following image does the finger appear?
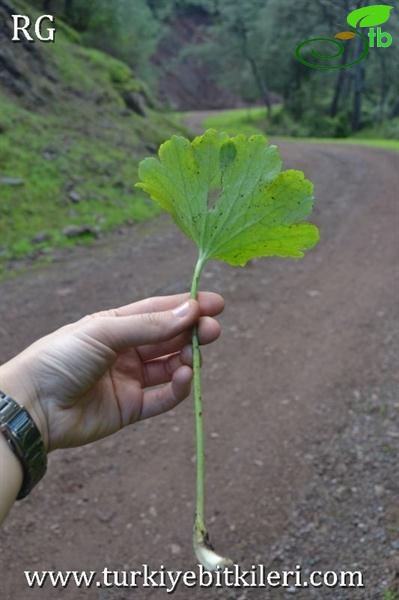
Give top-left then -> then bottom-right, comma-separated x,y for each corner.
104,292 -> 224,318
139,366 -> 193,421
80,300 -> 200,351
142,345 -> 197,380
180,344 -> 202,367
142,352 -> 188,387
180,344 -> 194,366
138,316 -> 220,361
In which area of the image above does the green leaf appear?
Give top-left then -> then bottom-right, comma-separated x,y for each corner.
136,130 -> 319,267
347,5 -> 393,28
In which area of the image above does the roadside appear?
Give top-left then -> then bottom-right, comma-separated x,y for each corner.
183,107 -> 399,152
0,0 -> 185,277
3,98 -> 398,281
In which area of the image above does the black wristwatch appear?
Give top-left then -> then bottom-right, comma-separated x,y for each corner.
0,391 -> 47,499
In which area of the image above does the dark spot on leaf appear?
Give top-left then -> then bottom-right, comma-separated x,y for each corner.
207,188 -> 221,210
220,142 -> 237,171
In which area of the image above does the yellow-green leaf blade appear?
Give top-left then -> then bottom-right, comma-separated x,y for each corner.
212,223 -> 320,266
136,130 -> 319,266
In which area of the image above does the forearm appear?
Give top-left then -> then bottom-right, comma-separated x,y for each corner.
0,431 -> 23,523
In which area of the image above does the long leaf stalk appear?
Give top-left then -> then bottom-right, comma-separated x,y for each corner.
137,130 -> 319,569
190,254 -> 233,571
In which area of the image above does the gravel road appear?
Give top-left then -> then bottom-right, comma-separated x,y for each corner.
0,141 -> 398,599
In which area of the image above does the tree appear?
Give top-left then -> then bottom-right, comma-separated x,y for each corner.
82,0 -> 160,79
64,0 -> 73,21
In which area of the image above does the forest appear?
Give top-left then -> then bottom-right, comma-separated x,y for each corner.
31,0 -> 399,137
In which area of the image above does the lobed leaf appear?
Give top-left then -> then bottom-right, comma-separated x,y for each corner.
136,130 -> 319,267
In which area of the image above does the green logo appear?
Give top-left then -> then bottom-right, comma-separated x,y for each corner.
296,4 -> 393,69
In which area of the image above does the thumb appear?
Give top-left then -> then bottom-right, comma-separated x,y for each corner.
80,299 -> 199,351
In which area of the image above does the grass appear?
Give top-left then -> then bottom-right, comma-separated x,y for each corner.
204,106 -> 281,134
192,106 -> 399,152
0,92 -> 167,276
384,591 -> 399,600
0,4 -> 186,277
202,106 -> 282,136
279,136 -> 399,152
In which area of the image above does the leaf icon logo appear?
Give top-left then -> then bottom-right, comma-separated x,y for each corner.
347,4 -> 393,28
335,31 -> 356,40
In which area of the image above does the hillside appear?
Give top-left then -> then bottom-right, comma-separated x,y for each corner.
0,0 -> 184,275
153,6 -> 239,110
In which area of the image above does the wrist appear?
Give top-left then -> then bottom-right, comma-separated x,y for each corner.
0,426 -> 24,518
0,362 -> 49,453
0,390 -> 48,500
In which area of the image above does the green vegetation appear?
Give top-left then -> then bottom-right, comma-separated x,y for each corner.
137,130 -> 319,569
282,137 -> 399,152
29,1 -> 399,137
0,95 -> 160,263
183,0 -> 399,135
203,106 -> 304,137
0,2 -> 185,276
199,106 -> 281,136
2,0 -> 398,276
30,0 -> 163,80
384,591 -> 399,600
200,107 -> 399,152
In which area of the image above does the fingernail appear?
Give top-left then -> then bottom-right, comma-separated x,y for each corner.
173,301 -> 191,318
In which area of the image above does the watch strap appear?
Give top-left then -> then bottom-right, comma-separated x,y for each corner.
0,391 -> 47,500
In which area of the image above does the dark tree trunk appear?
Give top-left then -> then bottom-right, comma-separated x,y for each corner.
391,100 -> 399,118
377,54 -> 388,122
330,52 -> 348,117
64,0 -> 74,22
331,24 -> 359,119
351,27 -> 367,132
351,61 -> 364,132
235,18 -> 272,119
248,56 -> 272,118
330,72 -> 344,118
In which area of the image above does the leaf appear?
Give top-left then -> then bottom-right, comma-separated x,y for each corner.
335,31 -> 356,40
136,130 -> 319,267
347,5 -> 393,28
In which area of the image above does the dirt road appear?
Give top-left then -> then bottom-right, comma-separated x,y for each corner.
0,141 -> 398,599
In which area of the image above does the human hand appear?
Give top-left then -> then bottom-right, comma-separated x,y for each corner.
0,292 -> 223,452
